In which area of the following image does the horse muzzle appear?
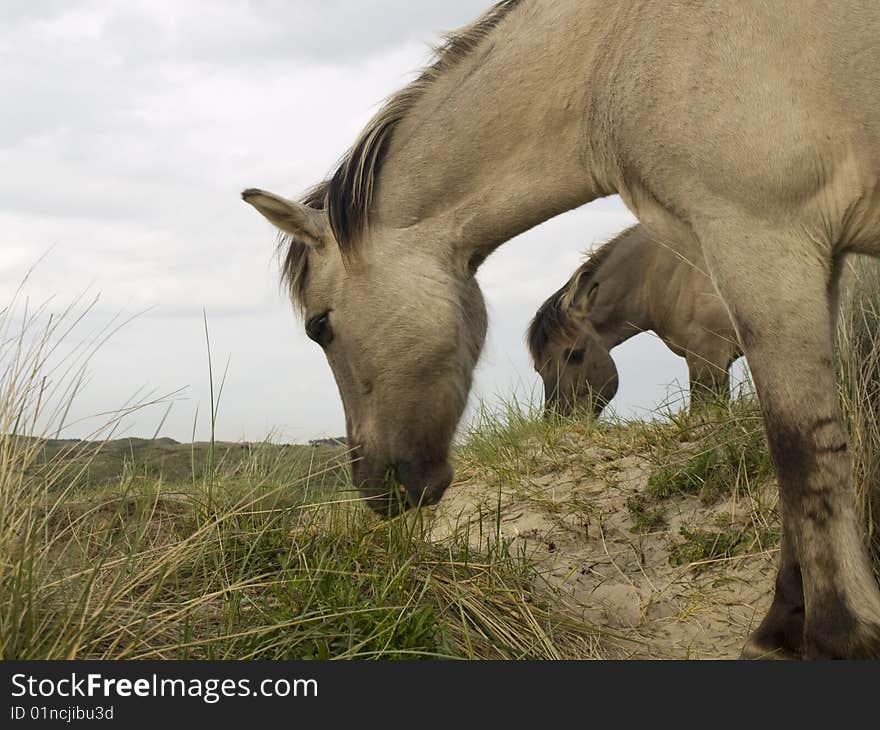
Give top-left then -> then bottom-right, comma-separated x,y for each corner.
350,447 -> 453,517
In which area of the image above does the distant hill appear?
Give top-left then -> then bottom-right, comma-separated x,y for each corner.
309,437 -> 348,447
17,436 -> 347,492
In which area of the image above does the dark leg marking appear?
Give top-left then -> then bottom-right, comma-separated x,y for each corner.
815,442 -> 848,455
743,527 -> 805,660
804,588 -> 860,659
745,565 -> 805,658
763,412 -> 849,526
763,412 -> 816,489
809,416 -> 838,433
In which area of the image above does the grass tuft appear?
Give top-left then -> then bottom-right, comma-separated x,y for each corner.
837,258 -> 880,570
644,397 -> 773,504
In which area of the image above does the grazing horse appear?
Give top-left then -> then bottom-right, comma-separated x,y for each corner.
243,0 -> 880,658
528,225 -> 741,416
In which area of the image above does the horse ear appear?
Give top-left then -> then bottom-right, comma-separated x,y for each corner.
242,189 -> 328,250
562,274 -> 598,322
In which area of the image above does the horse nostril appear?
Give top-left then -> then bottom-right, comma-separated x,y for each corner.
361,380 -> 373,396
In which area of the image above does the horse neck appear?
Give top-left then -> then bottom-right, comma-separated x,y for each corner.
592,232 -> 723,359
370,0 -> 616,262
581,235 -> 657,351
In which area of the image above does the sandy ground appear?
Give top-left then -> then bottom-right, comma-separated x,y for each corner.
427,444 -> 778,659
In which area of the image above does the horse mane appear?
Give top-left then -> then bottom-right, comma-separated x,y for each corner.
527,229 -> 633,363
328,0 -> 525,253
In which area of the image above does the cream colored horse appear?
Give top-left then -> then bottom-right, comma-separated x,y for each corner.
528,225 -> 741,415
244,0 -> 880,658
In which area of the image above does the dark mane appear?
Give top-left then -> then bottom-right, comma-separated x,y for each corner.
317,0 -> 523,255
526,230 -> 630,363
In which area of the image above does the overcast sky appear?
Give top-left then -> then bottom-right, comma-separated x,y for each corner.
0,1 -> 737,444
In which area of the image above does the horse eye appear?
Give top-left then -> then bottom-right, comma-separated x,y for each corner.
306,311 -> 333,346
565,348 -> 586,364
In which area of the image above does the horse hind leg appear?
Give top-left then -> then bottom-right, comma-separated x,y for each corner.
700,222 -> 880,659
687,355 -> 730,411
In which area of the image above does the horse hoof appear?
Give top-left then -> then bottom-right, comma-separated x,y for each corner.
740,638 -> 800,661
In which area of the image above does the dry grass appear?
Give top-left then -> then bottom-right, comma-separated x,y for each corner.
2,438 -> 607,659
837,257 -> 880,569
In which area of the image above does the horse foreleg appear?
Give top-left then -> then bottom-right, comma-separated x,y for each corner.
701,224 -> 880,659
741,528 -> 804,658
